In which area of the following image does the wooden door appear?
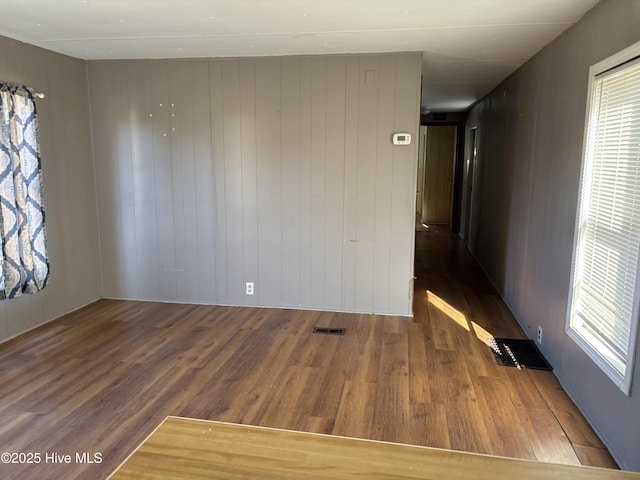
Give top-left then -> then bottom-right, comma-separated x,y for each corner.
422,125 -> 456,225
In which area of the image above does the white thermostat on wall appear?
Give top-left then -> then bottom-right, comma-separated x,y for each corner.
392,133 -> 412,145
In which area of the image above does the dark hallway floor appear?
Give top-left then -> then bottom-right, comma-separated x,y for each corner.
411,227 -> 618,468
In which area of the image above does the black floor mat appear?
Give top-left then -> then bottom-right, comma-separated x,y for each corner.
488,338 -> 552,371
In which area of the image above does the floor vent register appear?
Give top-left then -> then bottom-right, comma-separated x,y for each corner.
312,327 -> 345,336
488,338 -> 552,371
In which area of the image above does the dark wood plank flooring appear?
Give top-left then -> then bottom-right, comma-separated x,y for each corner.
0,229 -> 618,479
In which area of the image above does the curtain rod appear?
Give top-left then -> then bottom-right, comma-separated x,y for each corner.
1,80 -> 45,99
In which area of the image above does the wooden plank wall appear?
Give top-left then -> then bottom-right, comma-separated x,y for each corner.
88,53 -> 421,315
0,35 -> 101,344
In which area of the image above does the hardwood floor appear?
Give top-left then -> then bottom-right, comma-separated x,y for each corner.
0,229 -> 618,479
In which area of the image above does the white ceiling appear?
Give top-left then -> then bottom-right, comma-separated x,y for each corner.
0,0 -> 599,111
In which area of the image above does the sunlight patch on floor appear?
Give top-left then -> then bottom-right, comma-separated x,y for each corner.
427,290 -> 470,332
471,321 -> 494,346
426,290 -> 497,348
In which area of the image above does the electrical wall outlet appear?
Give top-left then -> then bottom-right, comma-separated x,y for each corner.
537,326 -> 542,344
246,282 -> 254,295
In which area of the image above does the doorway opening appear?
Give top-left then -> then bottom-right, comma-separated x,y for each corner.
461,126 -> 478,244
415,123 -> 465,234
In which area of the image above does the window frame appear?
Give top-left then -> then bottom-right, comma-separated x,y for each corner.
566,40 -> 640,396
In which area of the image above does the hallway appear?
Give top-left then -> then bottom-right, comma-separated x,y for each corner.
411,227 -> 617,467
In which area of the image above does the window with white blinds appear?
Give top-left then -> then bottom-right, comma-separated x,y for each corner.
567,49 -> 640,395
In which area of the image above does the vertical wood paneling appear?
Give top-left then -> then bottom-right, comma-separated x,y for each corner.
281,58 -> 302,306
89,52 -> 421,316
324,57 -> 347,310
192,60 -> 217,304
5,39 -> 26,82
112,62 -> 138,298
239,59 -> 259,307
50,53 -> 99,311
210,60 -> 227,303
0,35 -> 101,344
168,60 -> 189,300
0,44 -> 8,76
389,53 -> 421,315
0,302 -> 5,340
91,59 -> 217,305
63,57 -> 101,304
127,62 -> 160,300
36,51 -> 66,320
4,294 -> 42,339
47,54 -> 79,313
504,60 -> 538,320
299,58 -> 314,307
221,60 -> 245,305
256,58 -> 283,305
150,62 -> 176,300
354,56 -> 380,312
341,57 -> 361,312
88,62 -> 118,298
310,58 -> 327,308
372,55 -> 396,313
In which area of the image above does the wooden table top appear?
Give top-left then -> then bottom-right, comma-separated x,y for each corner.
109,416 -> 640,479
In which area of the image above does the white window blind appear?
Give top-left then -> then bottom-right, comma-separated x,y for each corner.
568,54 -> 640,395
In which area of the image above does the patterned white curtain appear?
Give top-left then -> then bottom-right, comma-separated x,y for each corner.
0,82 -> 49,299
